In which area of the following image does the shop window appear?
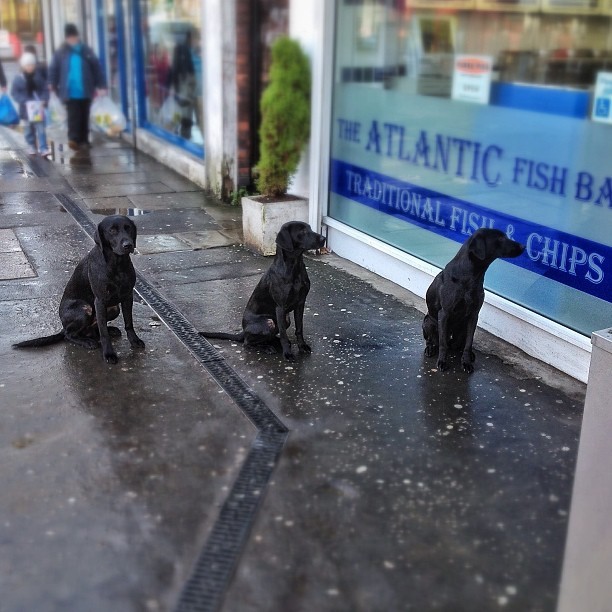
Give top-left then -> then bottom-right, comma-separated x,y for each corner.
329,0 -> 612,334
102,0 -> 129,118
138,0 -> 203,153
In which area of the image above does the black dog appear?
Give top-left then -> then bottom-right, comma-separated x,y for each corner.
13,215 -> 145,364
423,228 -> 524,373
200,221 -> 326,361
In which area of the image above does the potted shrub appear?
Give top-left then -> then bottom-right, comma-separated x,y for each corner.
242,36 -> 311,255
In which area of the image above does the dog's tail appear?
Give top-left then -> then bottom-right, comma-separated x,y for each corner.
13,331 -> 65,348
198,331 -> 245,342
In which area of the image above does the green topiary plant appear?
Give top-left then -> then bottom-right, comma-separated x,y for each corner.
256,36 -> 311,198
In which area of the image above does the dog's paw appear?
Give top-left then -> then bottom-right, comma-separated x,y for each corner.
424,345 -> 438,358
130,337 -> 146,349
83,338 -> 100,350
298,343 -> 312,354
462,360 -> 474,374
104,351 -> 119,364
284,351 -> 296,362
107,326 -> 122,338
436,358 -> 448,372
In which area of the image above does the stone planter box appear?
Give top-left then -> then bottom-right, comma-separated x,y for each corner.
242,194 -> 309,256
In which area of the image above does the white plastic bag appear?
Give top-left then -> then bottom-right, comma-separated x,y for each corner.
159,94 -> 180,130
47,93 -> 66,128
90,95 -> 127,136
26,100 -> 45,123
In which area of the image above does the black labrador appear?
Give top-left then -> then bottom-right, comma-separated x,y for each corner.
13,215 -> 145,364
200,221 -> 326,361
423,228 -> 524,373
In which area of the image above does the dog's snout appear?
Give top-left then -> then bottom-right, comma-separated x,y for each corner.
317,234 -> 326,247
121,240 -> 134,252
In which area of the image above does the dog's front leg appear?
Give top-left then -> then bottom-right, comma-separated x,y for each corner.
275,305 -> 294,361
121,295 -> 145,350
461,312 -> 479,374
437,309 -> 450,372
294,303 -> 311,354
95,297 -> 118,364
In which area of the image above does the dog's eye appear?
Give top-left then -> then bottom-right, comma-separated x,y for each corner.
109,227 -> 118,235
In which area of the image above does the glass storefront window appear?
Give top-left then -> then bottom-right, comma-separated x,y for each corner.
329,0 -> 612,335
103,0 -> 122,107
138,0 -> 203,151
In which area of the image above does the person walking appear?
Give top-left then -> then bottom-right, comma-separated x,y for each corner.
11,52 -> 50,157
24,44 -> 48,82
48,23 -> 106,150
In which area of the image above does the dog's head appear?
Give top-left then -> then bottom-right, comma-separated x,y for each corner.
94,215 -> 137,256
275,221 -> 326,255
468,228 -> 525,263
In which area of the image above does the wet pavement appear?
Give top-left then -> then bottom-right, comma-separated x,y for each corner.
0,126 -> 586,612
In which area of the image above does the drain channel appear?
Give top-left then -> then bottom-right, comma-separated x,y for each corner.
50,190 -> 288,611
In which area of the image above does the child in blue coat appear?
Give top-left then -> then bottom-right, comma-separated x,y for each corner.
11,52 -> 50,157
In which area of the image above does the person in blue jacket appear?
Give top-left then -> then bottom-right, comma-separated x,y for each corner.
48,23 -> 107,150
11,52 -> 50,157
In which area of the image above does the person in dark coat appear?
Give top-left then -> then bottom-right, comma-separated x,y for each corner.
11,52 -> 50,156
48,23 -> 107,150
0,60 -> 7,92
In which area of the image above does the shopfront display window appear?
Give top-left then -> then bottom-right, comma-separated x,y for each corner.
138,0 -> 203,153
329,0 -> 612,335
102,0 -> 129,118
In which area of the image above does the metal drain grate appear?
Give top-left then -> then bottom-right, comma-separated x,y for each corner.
50,192 -> 288,611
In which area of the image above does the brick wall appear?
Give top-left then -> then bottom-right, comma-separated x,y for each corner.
235,0 -> 289,188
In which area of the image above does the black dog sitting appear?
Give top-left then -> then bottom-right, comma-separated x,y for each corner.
13,215 -> 145,364
423,228 -> 524,373
200,221 -> 326,361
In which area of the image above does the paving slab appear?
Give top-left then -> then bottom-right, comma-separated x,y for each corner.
89,208 -> 221,236
0,177 -> 72,193
0,251 -> 36,279
136,234 -> 192,255
177,230 -> 238,250
0,229 -> 21,253
0,191 -> 68,215
129,192 -> 211,209
52,158 -> 140,175
72,181 -> 176,199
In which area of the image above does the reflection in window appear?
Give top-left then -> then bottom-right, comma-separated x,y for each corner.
337,0 -> 612,115
139,0 -> 203,147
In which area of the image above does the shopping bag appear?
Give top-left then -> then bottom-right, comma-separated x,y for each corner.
159,93 -> 180,130
90,95 -> 127,136
0,94 -> 19,126
26,100 -> 45,123
47,93 -> 67,128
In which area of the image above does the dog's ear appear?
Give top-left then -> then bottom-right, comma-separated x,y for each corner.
469,233 -> 487,261
275,225 -> 295,252
94,222 -> 108,251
